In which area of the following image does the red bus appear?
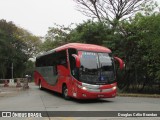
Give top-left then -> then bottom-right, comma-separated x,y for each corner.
34,43 -> 124,99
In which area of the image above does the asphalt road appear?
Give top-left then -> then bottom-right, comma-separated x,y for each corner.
0,83 -> 159,120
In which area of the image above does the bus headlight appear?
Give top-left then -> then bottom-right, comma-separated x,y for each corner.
82,87 -> 87,90
77,84 -> 87,90
112,86 -> 117,90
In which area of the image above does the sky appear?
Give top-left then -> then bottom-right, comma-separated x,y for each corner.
0,0 -> 88,36
0,0 -> 159,37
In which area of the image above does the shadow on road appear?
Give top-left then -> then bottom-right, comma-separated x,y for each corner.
39,87 -> 114,104
75,99 -> 113,104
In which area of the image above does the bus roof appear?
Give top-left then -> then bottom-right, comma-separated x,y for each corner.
37,43 -> 111,59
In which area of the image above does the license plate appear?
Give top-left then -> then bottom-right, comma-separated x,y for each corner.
98,95 -> 104,97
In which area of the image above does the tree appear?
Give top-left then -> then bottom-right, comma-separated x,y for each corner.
15,28 -> 42,57
0,19 -> 41,78
115,12 -> 160,93
70,20 -> 112,45
74,0 -> 152,27
0,19 -> 21,78
24,60 -> 35,80
41,23 -> 73,52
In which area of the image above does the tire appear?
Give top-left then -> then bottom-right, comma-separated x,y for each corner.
62,85 -> 70,100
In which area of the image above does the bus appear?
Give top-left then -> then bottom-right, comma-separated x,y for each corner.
34,43 -> 124,99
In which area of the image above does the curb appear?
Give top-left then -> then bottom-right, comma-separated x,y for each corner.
117,93 -> 160,98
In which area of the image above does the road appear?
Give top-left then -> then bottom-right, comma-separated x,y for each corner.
0,83 -> 159,120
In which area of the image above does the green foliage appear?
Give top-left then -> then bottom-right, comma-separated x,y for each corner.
41,23 -> 73,51
141,0 -> 159,16
70,20 -> 112,45
115,13 -> 160,93
42,21 -> 113,51
0,19 -> 41,78
24,60 -> 35,79
15,28 -> 42,57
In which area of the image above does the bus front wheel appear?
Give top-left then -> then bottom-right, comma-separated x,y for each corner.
62,85 -> 70,100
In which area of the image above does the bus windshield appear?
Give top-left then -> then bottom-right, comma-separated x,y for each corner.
78,51 -> 115,85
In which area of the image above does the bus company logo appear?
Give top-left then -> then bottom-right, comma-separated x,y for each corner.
2,112 -> 11,117
1,112 -> 42,117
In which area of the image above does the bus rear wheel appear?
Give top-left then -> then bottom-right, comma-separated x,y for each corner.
62,85 -> 70,100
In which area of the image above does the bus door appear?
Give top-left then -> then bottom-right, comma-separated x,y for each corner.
68,48 -> 79,96
56,50 -> 71,93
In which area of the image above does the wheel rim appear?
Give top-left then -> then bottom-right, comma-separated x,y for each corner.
64,88 -> 68,98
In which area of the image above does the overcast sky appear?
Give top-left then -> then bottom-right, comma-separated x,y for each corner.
0,0 -> 159,37
0,0 -> 88,36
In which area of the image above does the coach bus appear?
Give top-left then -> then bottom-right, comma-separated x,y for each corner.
34,43 -> 124,99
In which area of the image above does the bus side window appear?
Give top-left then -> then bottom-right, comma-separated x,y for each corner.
53,66 -> 58,75
68,48 -> 78,79
57,50 -> 68,68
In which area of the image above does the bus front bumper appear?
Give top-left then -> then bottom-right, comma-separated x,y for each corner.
73,86 -> 117,99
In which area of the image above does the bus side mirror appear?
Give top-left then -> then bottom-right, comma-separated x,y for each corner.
72,54 -> 81,68
114,57 -> 124,70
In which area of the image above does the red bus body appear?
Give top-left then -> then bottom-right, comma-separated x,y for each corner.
34,43 -> 123,99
